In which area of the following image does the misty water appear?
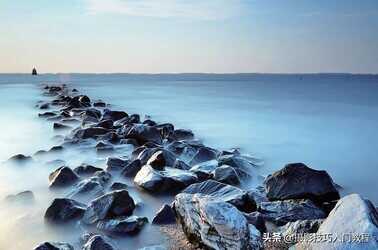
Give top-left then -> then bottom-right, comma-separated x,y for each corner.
0,73 -> 377,249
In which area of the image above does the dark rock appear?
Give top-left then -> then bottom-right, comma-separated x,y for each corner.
189,147 -> 218,166
127,124 -> 162,145
82,190 -> 136,224
82,234 -> 116,250
97,216 -> 148,234
213,165 -> 240,185
134,165 -> 198,193
106,157 -> 129,172
121,159 -> 142,177
44,198 -> 86,223
264,163 -> 340,203
259,199 -> 326,226
103,109 -> 128,121
152,204 -> 176,224
110,182 -> 128,191
49,166 -> 79,188
34,242 -> 74,250
5,190 -> 35,203
182,180 -> 256,213
74,127 -> 109,139
74,164 -> 103,176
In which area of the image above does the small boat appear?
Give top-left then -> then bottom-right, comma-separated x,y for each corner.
32,68 -> 38,75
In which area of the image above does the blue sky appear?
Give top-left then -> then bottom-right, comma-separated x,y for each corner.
0,0 -> 377,73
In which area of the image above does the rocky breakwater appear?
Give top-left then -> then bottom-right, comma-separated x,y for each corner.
7,83 -> 377,250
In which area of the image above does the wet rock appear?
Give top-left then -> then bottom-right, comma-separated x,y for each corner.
97,216 -> 148,234
134,165 -> 197,193
110,182 -> 128,191
264,163 -> 340,203
189,160 -> 218,180
218,154 -> 256,178
5,190 -> 35,203
74,164 -> 102,176
106,157 -> 129,172
121,159 -> 142,177
296,194 -> 378,249
170,129 -> 194,141
174,193 -> 258,250
213,165 -> 240,185
189,147 -> 218,166
95,119 -> 113,129
127,124 -> 162,145
82,190 -> 135,224
74,127 -> 109,139
49,166 -> 79,188
182,180 -> 256,213
152,204 -> 176,224
82,234 -> 116,250
259,199 -> 326,226
8,154 -> 33,163
44,198 -> 86,223
34,242 -> 74,250
103,109 -> 128,121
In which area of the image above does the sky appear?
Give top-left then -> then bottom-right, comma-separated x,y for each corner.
0,0 -> 377,73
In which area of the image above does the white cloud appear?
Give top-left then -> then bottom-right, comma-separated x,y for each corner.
85,0 -> 245,20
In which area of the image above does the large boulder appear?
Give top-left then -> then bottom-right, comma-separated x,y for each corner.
182,180 -> 256,213
82,190 -> 135,224
127,124 -> 162,145
152,204 -> 176,224
82,234 -> 116,250
34,242 -> 74,250
264,163 -> 340,203
97,216 -> 148,234
296,194 -> 378,249
259,199 -> 326,226
44,198 -> 86,223
174,193 -> 261,249
49,167 -> 79,188
134,165 -> 197,193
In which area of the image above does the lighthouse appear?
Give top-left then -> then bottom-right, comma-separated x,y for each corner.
32,68 -> 38,75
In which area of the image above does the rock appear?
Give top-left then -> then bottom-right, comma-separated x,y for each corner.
103,109 -> 128,121
97,216 -> 148,234
82,234 -> 116,250
170,129 -> 194,141
259,199 -> 326,226
74,164 -> 102,176
189,147 -> 218,166
34,242 -> 74,250
110,182 -> 128,191
49,166 -> 79,188
182,180 -> 256,213
213,165 -> 240,185
53,123 -> 71,130
134,165 -> 197,193
73,127 -> 109,140
82,190 -> 135,224
296,194 -> 378,249
106,157 -> 129,172
44,198 -> 86,223
152,204 -> 176,224
189,160 -> 218,180
174,193 -> 256,249
95,119 -> 113,129
218,154 -> 256,178
146,151 -> 166,170
5,190 -> 35,203
127,124 -> 162,145
8,154 -> 32,163
121,159 -> 142,177
264,163 -> 340,203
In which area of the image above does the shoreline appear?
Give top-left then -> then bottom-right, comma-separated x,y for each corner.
6,83 -> 378,249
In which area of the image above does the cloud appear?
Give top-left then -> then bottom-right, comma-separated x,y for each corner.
85,0 -> 245,20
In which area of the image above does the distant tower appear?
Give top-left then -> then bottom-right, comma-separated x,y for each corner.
32,67 -> 38,75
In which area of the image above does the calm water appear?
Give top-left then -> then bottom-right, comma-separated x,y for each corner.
0,73 -> 377,249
